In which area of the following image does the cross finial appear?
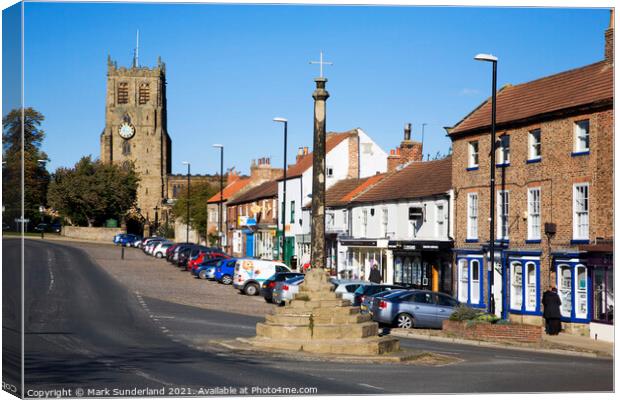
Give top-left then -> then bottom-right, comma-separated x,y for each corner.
309,51 -> 333,78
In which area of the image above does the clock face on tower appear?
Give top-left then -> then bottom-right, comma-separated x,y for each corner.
118,122 -> 135,139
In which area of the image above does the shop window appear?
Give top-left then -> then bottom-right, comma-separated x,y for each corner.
575,265 -> 588,319
394,257 -> 403,285
412,256 -> 422,286
510,262 -> 523,310
403,257 -> 412,286
558,265 -> 573,318
470,260 -> 480,304
525,262 -> 537,312
592,268 -> 613,323
458,259 -> 469,303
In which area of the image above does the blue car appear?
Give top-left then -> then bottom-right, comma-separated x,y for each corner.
113,233 -> 126,245
214,258 -> 239,285
193,258 -> 225,280
118,234 -> 141,247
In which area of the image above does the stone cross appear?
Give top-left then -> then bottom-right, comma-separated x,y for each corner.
310,77 -> 329,269
309,51 -> 333,78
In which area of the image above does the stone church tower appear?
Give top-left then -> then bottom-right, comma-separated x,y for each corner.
100,56 -> 172,228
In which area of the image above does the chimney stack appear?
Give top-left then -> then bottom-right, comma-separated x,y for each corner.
605,9 -> 614,63
296,147 -> 305,163
404,123 -> 412,141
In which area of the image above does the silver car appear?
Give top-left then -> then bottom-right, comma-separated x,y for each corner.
331,279 -> 367,303
369,290 -> 459,329
272,276 -> 305,305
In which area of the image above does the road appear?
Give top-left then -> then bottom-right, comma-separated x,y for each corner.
5,239 -> 613,396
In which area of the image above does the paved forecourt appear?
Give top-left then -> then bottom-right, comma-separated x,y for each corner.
68,241 -> 275,317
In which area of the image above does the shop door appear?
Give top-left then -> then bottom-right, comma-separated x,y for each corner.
284,237 -> 295,267
245,233 -> 254,257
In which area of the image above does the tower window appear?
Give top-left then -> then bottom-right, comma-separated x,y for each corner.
117,82 -> 129,104
122,140 -> 131,155
139,83 -> 150,105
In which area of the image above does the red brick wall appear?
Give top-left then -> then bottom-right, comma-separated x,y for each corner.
451,107 -> 613,293
347,135 -> 360,179
443,320 -> 542,343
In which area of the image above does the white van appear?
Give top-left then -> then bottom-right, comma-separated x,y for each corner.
233,259 -> 291,296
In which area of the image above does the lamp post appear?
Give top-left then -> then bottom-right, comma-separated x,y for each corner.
273,117 -> 288,264
37,159 -> 49,239
474,53 -> 498,315
182,161 -> 191,243
213,144 -> 224,250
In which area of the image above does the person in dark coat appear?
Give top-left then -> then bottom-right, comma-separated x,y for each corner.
369,264 -> 382,284
542,286 -> 562,335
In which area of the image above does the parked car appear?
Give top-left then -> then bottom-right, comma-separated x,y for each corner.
272,275 -> 305,305
331,279 -> 367,303
33,223 -> 50,233
119,234 -> 141,247
360,288 -> 408,313
152,241 -> 174,258
187,249 -> 230,270
369,290 -> 460,329
50,222 -> 62,233
192,258 -> 224,279
353,284 -> 405,306
260,272 -> 305,303
214,259 -> 241,284
233,259 -> 291,296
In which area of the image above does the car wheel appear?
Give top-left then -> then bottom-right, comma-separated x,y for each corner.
395,313 -> 415,329
198,270 -> 207,280
221,275 -> 232,285
155,252 -> 163,258
264,297 -> 272,303
244,283 -> 259,296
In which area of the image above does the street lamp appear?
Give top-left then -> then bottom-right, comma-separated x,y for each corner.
37,159 -> 49,239
182,161 -> 191,243
475,52 -> 498,315
273,117 -> 288,265
212,144 -> 224,250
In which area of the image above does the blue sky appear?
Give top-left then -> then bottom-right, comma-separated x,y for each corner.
8,2 -> 611,174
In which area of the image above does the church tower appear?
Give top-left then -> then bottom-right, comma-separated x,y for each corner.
100,55 -> 172,226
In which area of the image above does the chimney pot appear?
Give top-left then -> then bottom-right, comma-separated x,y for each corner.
404,123 -> 412,141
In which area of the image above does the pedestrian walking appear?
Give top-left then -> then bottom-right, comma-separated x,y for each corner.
542,286 -> 562,335
369,264 -> 382,284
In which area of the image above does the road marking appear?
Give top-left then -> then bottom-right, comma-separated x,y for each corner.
153,315 -> 175,319
47,252 -> 55,293
359,383 -> 384,390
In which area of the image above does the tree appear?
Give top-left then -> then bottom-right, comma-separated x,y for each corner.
2,108 -> 50,226
171,181 -> 218,242
47,156 -> 139,227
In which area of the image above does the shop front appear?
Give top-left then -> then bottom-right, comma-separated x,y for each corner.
503,251 -> 542,323
340,239 -> 389,282
389,240 -> 453,295
581,243 -> 614,342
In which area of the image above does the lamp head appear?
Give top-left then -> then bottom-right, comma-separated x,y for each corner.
182,161 -> 190,165
273,117 -> 288,123
212,144 -> 224,148
474,53 -> 498,62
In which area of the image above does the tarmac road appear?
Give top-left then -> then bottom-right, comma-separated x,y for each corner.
7,239 -> 613,396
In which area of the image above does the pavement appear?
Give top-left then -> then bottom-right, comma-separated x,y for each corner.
5,238 -> 613,395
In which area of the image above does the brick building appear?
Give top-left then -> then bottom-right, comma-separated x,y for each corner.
447,14 -> 613,340
226,180 -> 279,260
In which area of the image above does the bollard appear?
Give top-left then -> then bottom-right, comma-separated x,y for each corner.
121,246 -> 125,260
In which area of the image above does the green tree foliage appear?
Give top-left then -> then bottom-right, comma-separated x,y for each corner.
172,181 -> 218,242
47,156 -> 139,227
2,108 -> 50,225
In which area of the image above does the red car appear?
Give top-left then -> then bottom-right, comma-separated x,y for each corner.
187,251 -> 230,272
